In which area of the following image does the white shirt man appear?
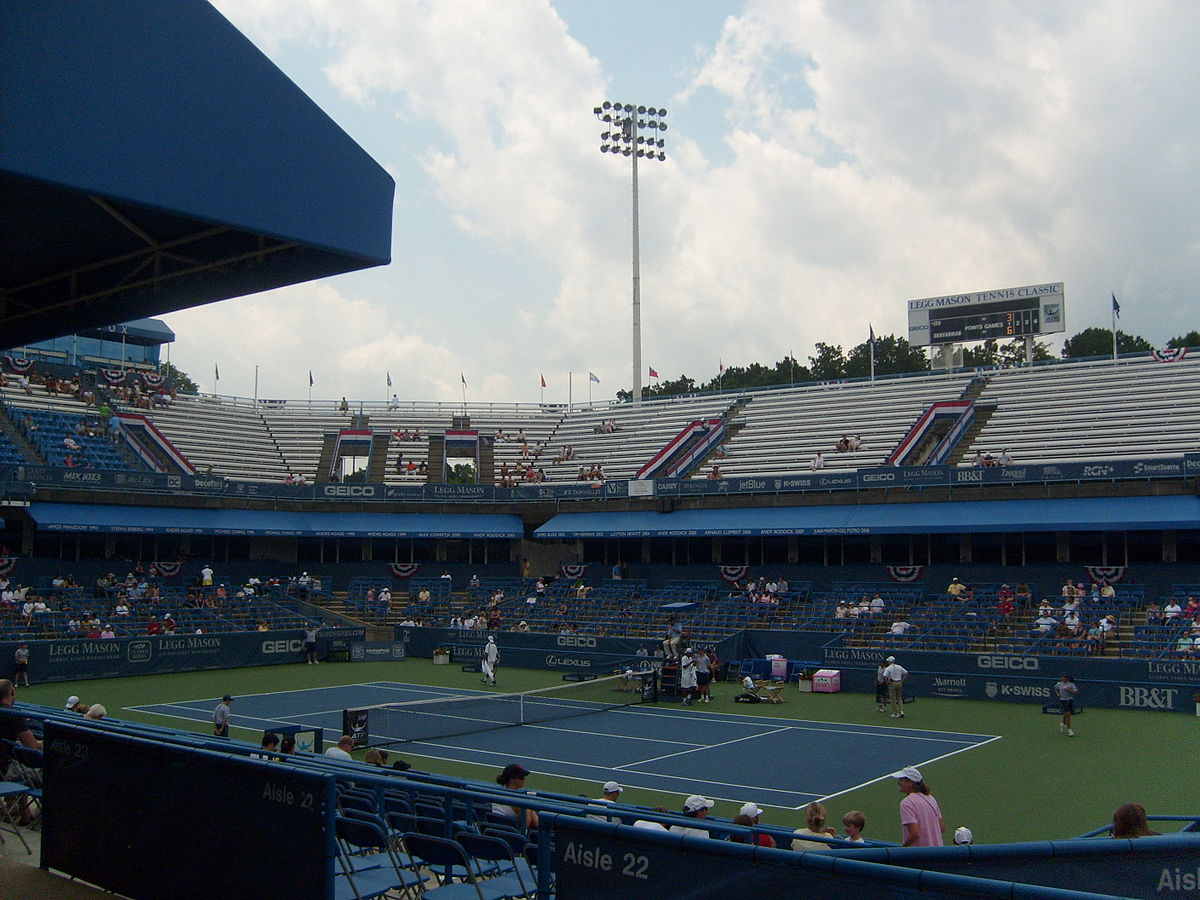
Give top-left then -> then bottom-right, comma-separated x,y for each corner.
890,620 -> 914,635
669,795 -> 714,838
810,452 -> 825,471
587,781 -> 623,822
881,657 -> 909,718
481,636 -> 500,686
324,736 -> 355,761
1033,615 -> 1059,634
1163,601 -> 1182,620
870,594 -> 886,615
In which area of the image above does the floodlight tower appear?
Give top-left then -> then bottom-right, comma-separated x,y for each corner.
594,101 -> 667,404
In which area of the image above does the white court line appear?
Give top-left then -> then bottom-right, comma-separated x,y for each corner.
389,738 -> 822,806
612,704 -> 997,741
125,679 -> 478,713
616,725 -> 794,769
813,734 -> 1005,807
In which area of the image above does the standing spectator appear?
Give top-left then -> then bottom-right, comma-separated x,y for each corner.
669,795 -> 714,838
874,660 -> 888,713
212,694 -> 232,738
200,564 -> 214,587
695,646 -> 712,703
791,802 -> 838,849
303,622 -> 321,664
893,766 -> 945,846
1055,674 -> 1078,736
481,635 -> 500,686
679,648 -> 699,706
12,643 -> 30,686
882,655 -> 908,718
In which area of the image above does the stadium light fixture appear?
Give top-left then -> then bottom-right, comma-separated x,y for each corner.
595,100 -> 667,404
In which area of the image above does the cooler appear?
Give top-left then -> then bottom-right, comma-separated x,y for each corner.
812,669 -> 841,693
768,656 -> 788,680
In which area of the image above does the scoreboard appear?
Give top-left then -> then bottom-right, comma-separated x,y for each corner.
908,282 -> 1064,347
929,296 -> 1041,343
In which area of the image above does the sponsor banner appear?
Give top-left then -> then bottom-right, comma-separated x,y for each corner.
395,627 -> 655,672
0,627 -> 364,683
349,641 -> 407,662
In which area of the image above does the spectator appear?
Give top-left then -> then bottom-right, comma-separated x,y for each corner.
842,810 -> 867,844
1033,613 -> 1059,635
893,766 -> 945,846
890,619 -> 915,636
146,615 -> 163,636
882,655 -> 908,718
84,703 -> 107,720
953,826 -> 974,845
1163,599 -> 1183,620
256,732 -> 281,758
810,452 -> 825,471
279,735 -> 297,755
324,735 -> 355,761
791,802 -> 837,849
1112,803 -> 1159,838
739,802 -> 776,848
945,577 -> 966,598
587,781 -> 623,821
493,763 -> 538,831
669,795 -> 714,839
364,749 -> 388,766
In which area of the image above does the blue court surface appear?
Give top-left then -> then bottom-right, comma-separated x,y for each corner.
131,681 -> 999,810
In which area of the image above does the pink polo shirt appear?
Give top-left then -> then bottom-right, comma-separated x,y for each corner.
900,792 -> 944,846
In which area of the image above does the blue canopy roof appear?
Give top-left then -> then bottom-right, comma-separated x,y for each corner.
0,0 -> 393,349
535,495 -> 1200,538
29,504 -> 522,539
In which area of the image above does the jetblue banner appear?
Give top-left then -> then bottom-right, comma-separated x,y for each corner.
0,626 -> 364,683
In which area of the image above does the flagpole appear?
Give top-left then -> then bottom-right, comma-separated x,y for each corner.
869,326 -> 876,383
1111,293 -> 1118,362
461,374 -> 467,416
254,365 -> 259,405
568,371 -> 573,413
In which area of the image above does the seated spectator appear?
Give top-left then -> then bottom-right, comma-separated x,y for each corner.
1111,803 -> 1159,839
324,735 -> 355,760
1033,614 -> 1059,634
810,451 -> 825,471
735,802 -> 775,848
493,763 -> 539,831
1099,580 -> 1116,599
946,577 -> 965,598
996,448 -> 1013,466
669,795 -> 714,839
1015,582 -> 1032,605
146,615 -> 163,636
842,810 -> 867,844
835,435 -> 850,453
1163,600 -> 1183,620
1144,601 -> 1163,625
84,703 -> 107,720
792,801 -> 838,850
1174,632 -> 1196,658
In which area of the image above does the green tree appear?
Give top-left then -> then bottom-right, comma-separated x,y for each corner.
963,337 -> 1054,367
447,463 -> 476,484
703,357 -> 813,392
845,334 -> 931,378
158,362 -> 199,394
1167,331 -> 1200,349
808,342 -> 846,380
1062,327 -> 1152,358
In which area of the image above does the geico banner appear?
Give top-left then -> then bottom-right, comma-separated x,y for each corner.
0,628 -> 362,684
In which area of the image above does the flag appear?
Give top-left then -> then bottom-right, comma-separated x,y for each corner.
719,359 -> 724,373
386,371 -> 392,387
461,372 -> 466,386
309,370 -> 314,387
869,324 -> 875,343
1112,293 -> 1120,318
589,372 -> 600,384
649,367 -> 659,378
540,374 -> 546,388
214,363 -> 219,382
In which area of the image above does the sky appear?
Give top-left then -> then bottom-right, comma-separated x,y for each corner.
162,0 -> 1200,403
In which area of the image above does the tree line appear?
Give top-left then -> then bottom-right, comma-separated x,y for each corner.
616,327 -> 1200,401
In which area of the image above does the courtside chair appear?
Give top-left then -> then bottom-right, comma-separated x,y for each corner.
334,814 -> 423,900
402,832 -> 522,900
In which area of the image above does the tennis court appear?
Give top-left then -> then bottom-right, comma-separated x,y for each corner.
131,678 -> 999,809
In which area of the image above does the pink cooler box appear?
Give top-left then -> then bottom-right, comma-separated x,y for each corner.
812,669 -> 841,692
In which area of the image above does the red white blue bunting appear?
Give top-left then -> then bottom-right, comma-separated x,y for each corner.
719,565 -> 749,585
1085,565 -> 1126,585
1151,348 -> 1187,362
389,563 -> 421,579
5,357 -> 33,373
559,564 -> 587,579
0,557 -> 17,577
887,565 -> 925,583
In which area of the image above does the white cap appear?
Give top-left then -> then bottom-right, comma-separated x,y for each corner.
487,635 -> 495,642
954,826 -> 973,844
684,794 -> 715,812
739,802 -> 763,819
891,766 -> 923,783
66,695 -> 80,709
886,656 -> 896,663
602,781 -> 623,794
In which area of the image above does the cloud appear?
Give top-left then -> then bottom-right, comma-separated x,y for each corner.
194,0 -> 1200,403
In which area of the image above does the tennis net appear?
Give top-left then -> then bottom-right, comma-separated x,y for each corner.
344,671 -> 656,748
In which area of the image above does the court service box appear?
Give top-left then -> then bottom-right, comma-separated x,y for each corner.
813,669 -> 841,693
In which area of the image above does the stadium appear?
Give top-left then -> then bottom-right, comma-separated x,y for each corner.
1,3 -> 1198,898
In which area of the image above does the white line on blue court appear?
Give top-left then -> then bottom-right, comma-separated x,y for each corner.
615,725 -> 794,769
813,734 -> 1005,807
